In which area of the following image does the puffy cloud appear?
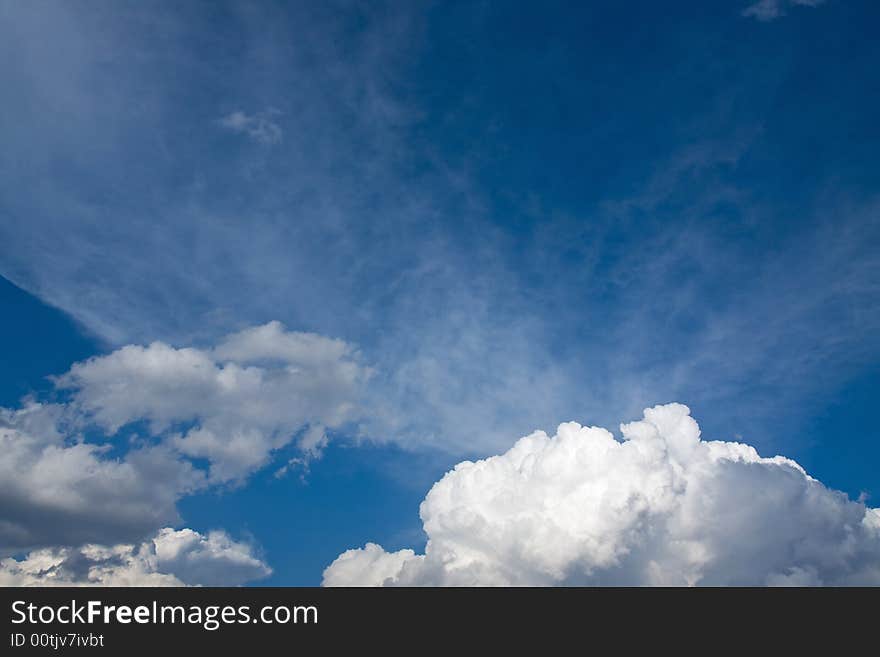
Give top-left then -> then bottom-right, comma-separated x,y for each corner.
742,0 -> 826,21
323,543 -> 421,587
56,321 -> 369,482
0,400 -> 273,581
0,403 -> 202,552
217,109 -> 283,144
0,321 -> 366,558
0,528 -> 271,586
324,404 -> 880,586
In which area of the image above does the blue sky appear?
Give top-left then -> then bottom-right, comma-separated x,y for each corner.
1,0 -> 879,586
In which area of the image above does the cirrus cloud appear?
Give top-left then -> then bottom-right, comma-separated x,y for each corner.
217,109 -> 283,145
742,0 -> 826,22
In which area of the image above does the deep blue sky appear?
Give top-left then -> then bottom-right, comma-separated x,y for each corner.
1,0 -> 879,584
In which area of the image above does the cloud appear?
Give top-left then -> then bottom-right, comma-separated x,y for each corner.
56,321 -> 369,482
0,321 -> 367,552
323,542 -> 421,587
1,0 -> 877,468
323,404 -> 880,586
0,403 -> 201,552
218,110 -> 283,144
0,528 -> 271,586
742,0 -> 826,21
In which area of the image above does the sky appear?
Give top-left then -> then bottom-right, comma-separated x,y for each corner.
1,0 -> 879,586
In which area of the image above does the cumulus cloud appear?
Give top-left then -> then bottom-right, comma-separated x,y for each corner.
218,109 -> 283,144
323,543 -> 421,587
323,404 -> 880,586
56,321 -> 369,482
0,403 -> 202,552
742,0 -> 826,21
0,321 -> 366,555
0,528 -> 271,586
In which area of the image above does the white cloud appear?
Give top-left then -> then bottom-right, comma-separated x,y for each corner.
0,322 -> 367,554
324,403 -> 880,586
218,109 -> 283,144
323,542 -> 421,587
0,528 -> 271,586
742,0 -> 826,21
55,321 -> 369,482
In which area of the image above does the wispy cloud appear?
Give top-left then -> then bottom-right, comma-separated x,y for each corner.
0,1 -> 876,465
218,109 -> 283,144
742,0 -> 827,22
